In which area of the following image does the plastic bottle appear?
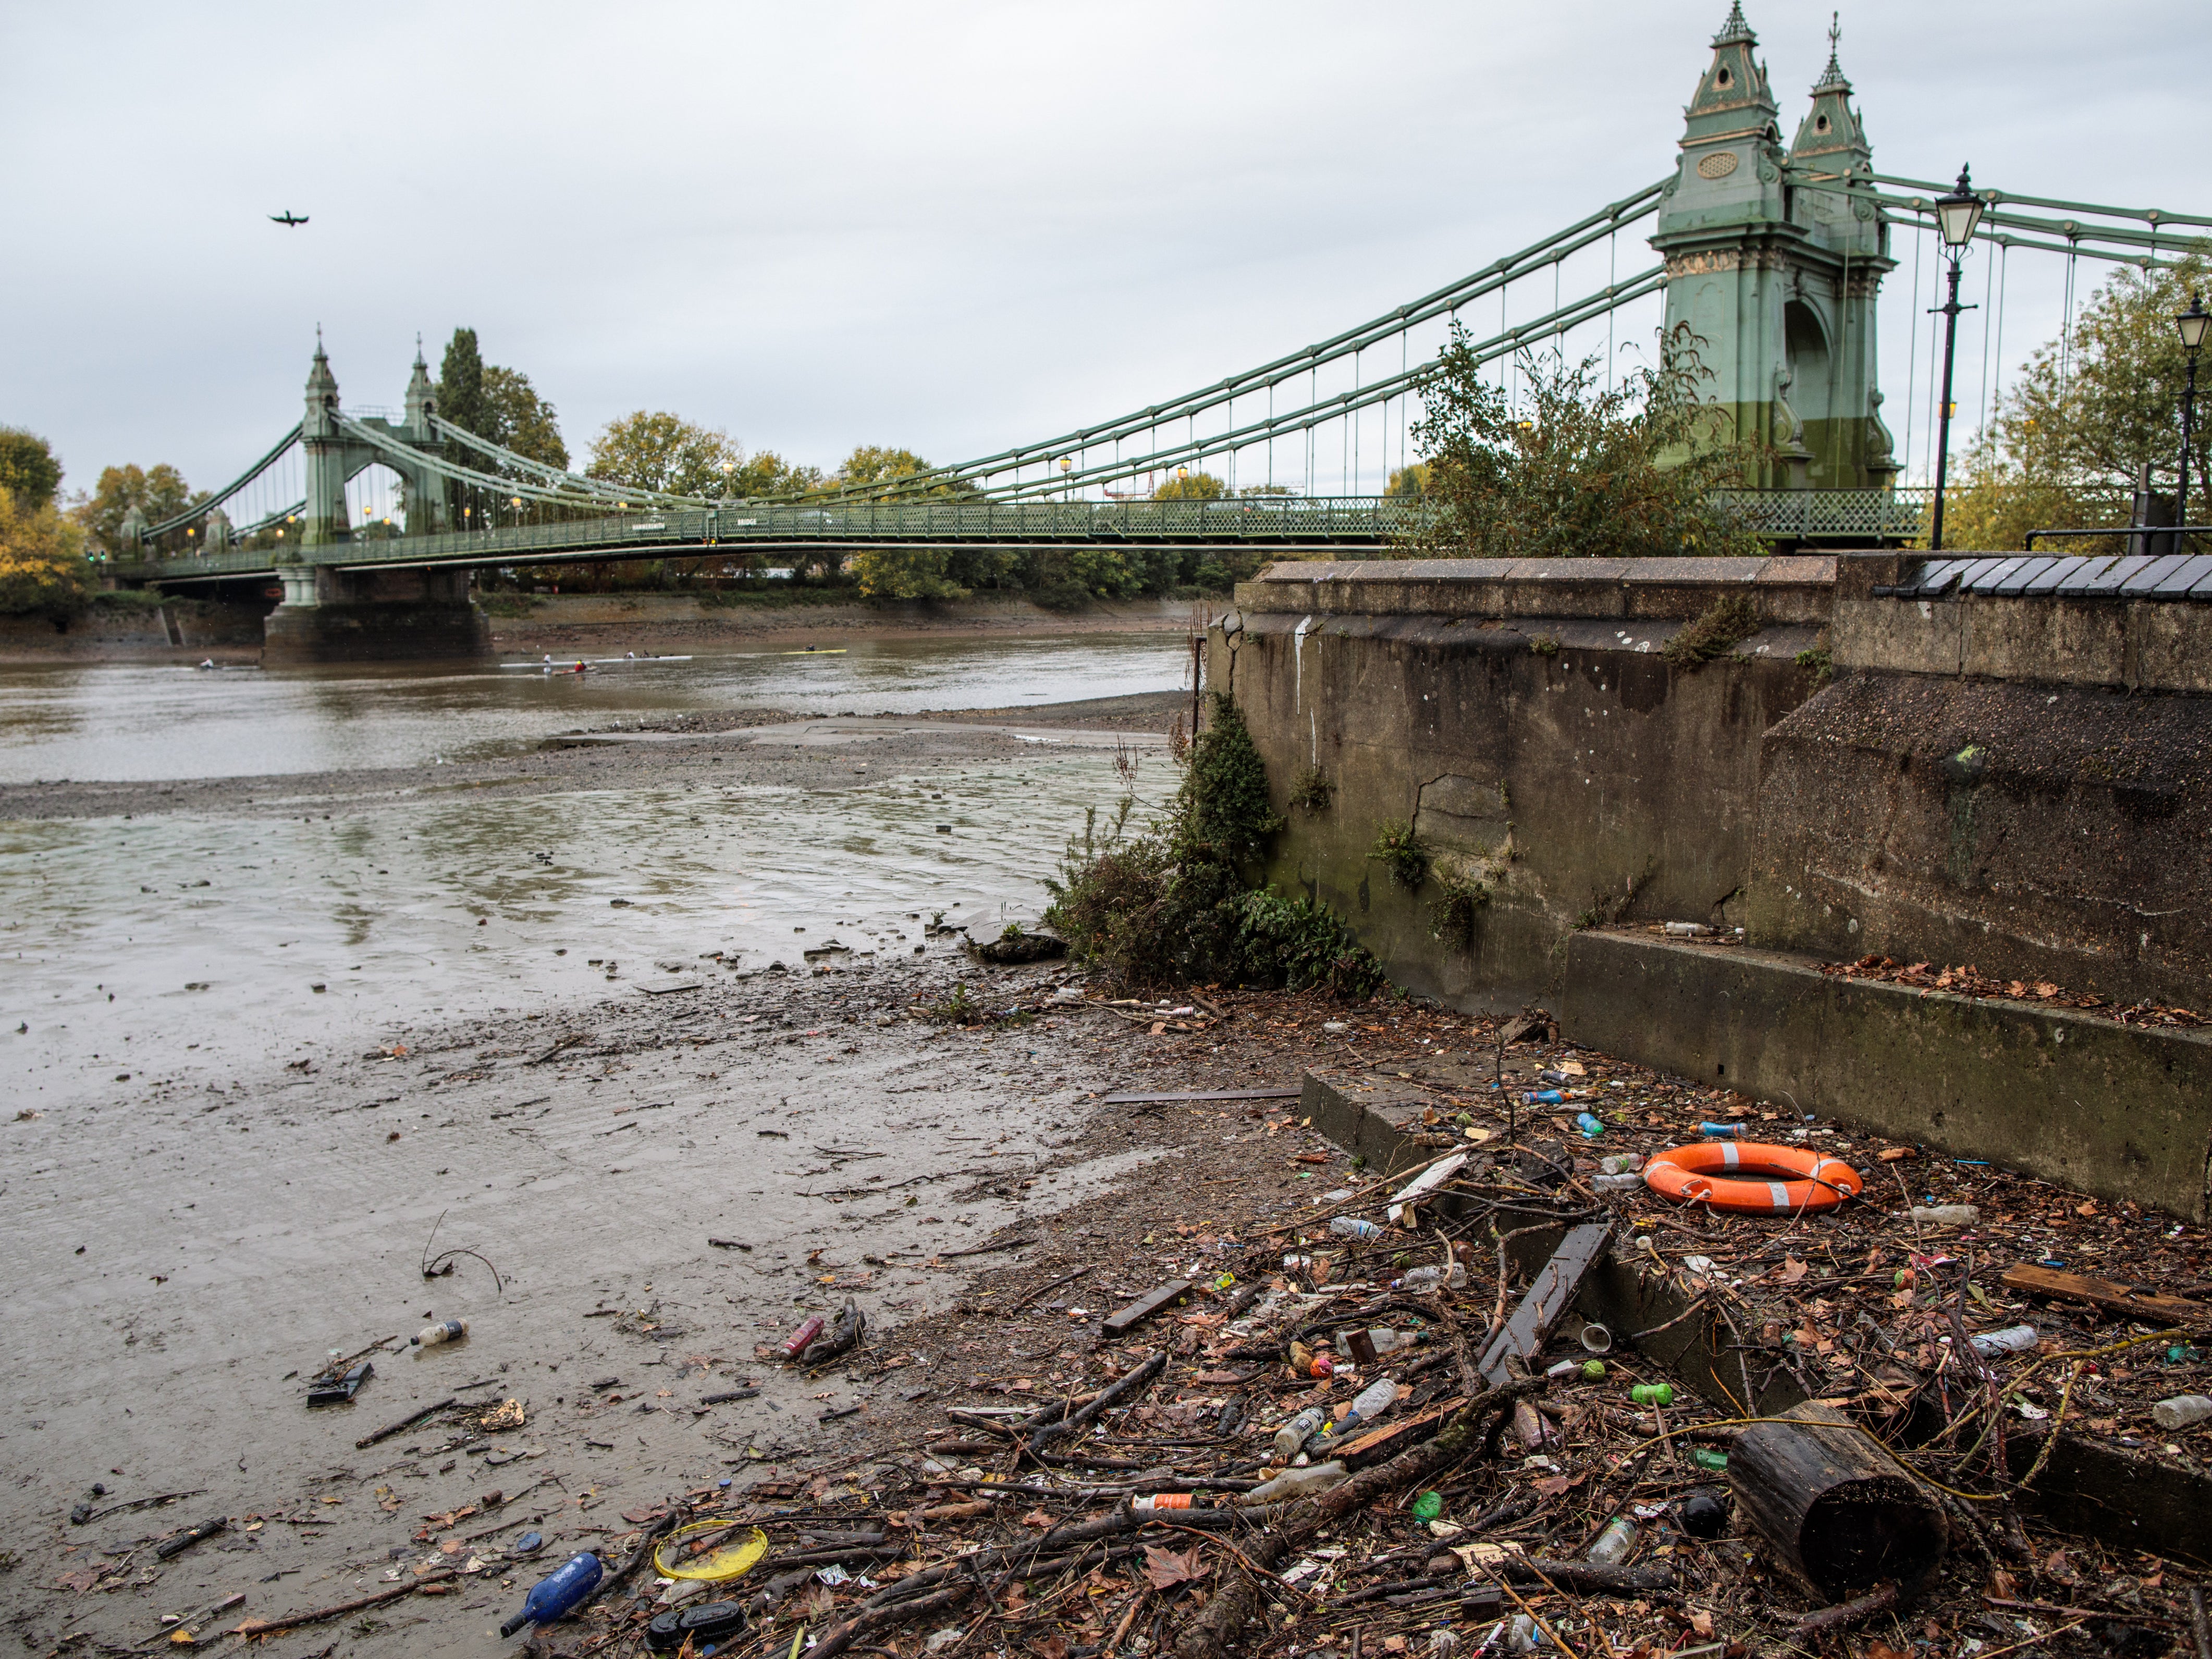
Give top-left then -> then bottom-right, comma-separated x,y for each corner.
1505,1614 -> 1549,1654
1132,1494 -> 1196,1513
779,1314 -> 825,1359
1273,1407 -> 1328,1460
413,1318 -> 468,1348
1398,1262 -> 1468,1293
1593,1173 -> 1644,1193
499,1551 -> 604,1637
1239,1460 -> 1349,1504
1598,1154 -> 1644,1176
1587,1516 -> 1638,1566
1698,1122 -> 1743,1139
1911,1205 -> 1981,1227
1630,1383 -> 1674,1407
1664,922 -> 1714,938
1330,1217 -> 1386,1242
1574,1112 -> 1605,1138
1522,1089 -> 1565,1106
1368,1326 -> 1419,1355
1313,1376 -> 1400,1450
1968,1324 -> 2039,1357
2153,1395 -> 2212,1431
1687,1447 -> 1729,1474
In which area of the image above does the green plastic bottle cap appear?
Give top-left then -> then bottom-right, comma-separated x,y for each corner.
1582,1360 -> 1606,1381
1411,1491 -> 1444,1522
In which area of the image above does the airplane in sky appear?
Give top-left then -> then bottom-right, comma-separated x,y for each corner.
269,211 -> 308,227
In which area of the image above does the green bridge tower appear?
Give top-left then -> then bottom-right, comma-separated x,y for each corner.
1653,6 -> 1899,490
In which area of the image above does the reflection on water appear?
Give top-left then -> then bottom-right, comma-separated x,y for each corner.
0,634 -> 1189,783
0,752 -> 1171,1115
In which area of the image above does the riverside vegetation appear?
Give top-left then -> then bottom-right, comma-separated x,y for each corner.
1045,694 -> 1384,997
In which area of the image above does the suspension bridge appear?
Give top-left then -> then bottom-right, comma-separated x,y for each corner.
103,4 -> 2207,662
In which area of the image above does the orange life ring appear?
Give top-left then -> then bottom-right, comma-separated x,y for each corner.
1642,1141 -> 1863,1214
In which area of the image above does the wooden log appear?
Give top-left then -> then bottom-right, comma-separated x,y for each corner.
2000,1263 -> 2207,1328
1727,1402 -> 1946,1601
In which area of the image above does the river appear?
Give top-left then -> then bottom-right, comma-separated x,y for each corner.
0,635 -> 1187,1118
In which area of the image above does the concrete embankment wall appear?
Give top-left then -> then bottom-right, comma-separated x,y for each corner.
486,592 -> 1196,650
0,599 -> 267,661
1213,555 -> 2212,1216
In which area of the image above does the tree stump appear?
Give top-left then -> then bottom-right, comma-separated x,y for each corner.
1727,1401 -> 1947,1600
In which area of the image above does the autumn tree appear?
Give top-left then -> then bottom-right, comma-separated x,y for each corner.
1152,471 -> 1225,501
1403,322 -> 1762,559
72,463 -> 198,555
1943,251 -> 2211,551
0,484 -> 90,617
0,428 -> 63,509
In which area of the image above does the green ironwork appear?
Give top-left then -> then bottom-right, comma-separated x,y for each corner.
109,487 -> 1937,586
1653,6 -> 1897,492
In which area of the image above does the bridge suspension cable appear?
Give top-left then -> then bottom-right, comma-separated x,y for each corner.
832,177 -> 1672,502
426,415 -> 709,509
139,421 -> 303,540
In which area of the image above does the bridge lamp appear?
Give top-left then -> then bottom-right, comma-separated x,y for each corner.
1927,166 -> 1984,553
2177,291 -> 2209,529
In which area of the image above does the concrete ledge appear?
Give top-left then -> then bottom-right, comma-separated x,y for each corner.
1239,557 -> 1836,625
1836,590 -> 2212,693
1559,930 -> 2212,1220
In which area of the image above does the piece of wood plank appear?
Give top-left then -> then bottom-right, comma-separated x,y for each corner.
1100,1089 -> 1302,1105
1330,1397 -> 1466,1468
2000,1263 -> 2208,1325
1101,1280 -> 1194,1335
1478,1223 -> 1612,1384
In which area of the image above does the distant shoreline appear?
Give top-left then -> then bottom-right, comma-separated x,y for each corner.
0,589 -> 1206,666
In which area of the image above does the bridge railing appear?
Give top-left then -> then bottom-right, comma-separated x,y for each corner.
107,488 -> 1940,582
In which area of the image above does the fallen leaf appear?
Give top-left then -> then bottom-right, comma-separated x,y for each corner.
1530,1472 -> 1586,1498
1019,1508 -> 1055,1529
1779,1256 -> 1808,1284
1142,1543 -> 1207,1591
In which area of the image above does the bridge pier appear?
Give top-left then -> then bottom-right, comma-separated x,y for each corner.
262,564 -> 490,666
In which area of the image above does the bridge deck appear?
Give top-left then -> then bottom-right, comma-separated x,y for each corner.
109,490 -> 1927,583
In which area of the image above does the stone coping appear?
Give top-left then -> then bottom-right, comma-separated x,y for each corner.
1237,556 -> 1838,622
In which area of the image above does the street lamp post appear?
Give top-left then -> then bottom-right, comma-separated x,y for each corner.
2177,292 -> 2209,530
1927,166 -> 1985,553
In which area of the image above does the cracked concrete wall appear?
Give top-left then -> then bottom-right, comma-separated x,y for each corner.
1212,572 -> 1826,1010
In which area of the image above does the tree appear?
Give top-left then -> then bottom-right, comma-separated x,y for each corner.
1152,471 -> 1225,500
480,365 -> 569,470
586,411 -> 747,499
0,428 -> 63,509
1385,462 -> 1432,497
0,484 -> 90,617
1403,321 -> 1763,559
837,446 -> 933,491
72,463 -> 196,555
1942,252 -> 2210,551
437,328 -> 488,438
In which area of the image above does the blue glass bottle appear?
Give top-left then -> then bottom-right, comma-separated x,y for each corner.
499,1552 -> 603,1638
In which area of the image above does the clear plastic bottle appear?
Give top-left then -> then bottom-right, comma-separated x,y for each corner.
1598,1154 -> 1644,1176
1132,1494 -> 1195,1513
413,1318 -> 468,1348
1330,1218 -> 1385,1241
1238,1460 -> 1349,1504
1593,1173 -> 1644,1193
1968,1324 -> 2038,1357
499,1552 -> 604,1637
1398,1262 -> 1468,1292
1911,1205 -> 1980,1227
2153,1395 -> 2212,1431
1587,1516 -> 1638,1565
1272,1407 -> 1327,1460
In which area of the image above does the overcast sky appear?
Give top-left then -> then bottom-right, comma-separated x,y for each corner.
4,0 -> 2199,500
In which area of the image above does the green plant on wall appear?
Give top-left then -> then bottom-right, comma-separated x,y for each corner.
1288,765 -> 1335,810
1427,860 -> 1493,947
1661,593 -> 1760,670
1529,634 -> 1561,658
1369,819 -> 1431,888
1795,645 -> 1834,686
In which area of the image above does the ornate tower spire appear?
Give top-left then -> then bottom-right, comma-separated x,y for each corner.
404,333 -> 438,434
1790,11 -> 1871,168
1684,1 -> 1777,138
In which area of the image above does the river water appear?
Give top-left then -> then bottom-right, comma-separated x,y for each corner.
1,635 -> 1186,1115
0,633 -> 1189,783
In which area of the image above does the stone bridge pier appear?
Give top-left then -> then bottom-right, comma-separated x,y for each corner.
262,562 -> 490,666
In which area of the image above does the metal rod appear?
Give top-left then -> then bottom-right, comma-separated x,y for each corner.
1931,252 -> 1971,552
